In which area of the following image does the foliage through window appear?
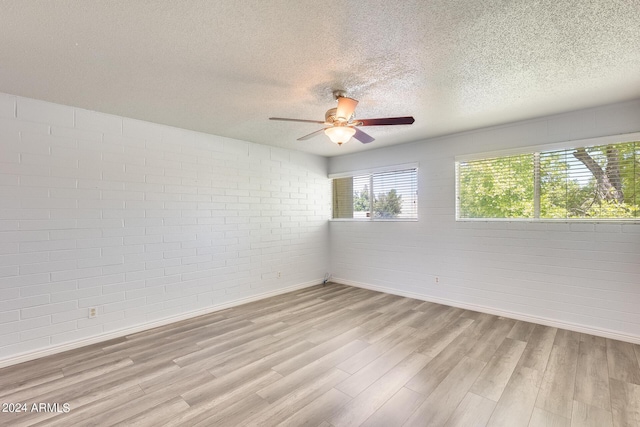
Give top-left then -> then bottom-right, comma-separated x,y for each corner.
332,168 -> 417,220
457,140 -> 640,219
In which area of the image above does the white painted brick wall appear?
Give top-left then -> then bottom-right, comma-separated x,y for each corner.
0,93 -> 330,361
329,99 -> 640,340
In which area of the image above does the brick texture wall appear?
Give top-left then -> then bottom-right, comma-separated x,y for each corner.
0,93 -> 330,361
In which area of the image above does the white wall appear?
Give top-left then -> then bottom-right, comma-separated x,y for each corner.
0,93 -> 330,363
329,99 -> 640,343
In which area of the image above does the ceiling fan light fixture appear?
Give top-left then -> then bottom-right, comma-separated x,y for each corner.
270,93 -> 414,146
324,126 -> 356,145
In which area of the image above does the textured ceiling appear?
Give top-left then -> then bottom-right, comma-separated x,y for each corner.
1,1 -> 639,157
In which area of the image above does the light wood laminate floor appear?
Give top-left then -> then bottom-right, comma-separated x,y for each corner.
1,284 -> 639,426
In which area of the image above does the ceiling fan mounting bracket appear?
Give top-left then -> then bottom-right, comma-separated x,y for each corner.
332,90 -> 347,100
325,107 -> 340,125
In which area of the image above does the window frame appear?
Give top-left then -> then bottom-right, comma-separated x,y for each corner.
329,163 -> 419,222
455,132 -> 640,222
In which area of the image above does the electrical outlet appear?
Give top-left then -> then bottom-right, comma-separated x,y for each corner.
435,276 -> 439,284
277,271 -> 281,279
88,307 -> 97,319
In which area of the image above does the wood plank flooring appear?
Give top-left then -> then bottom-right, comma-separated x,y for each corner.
0,283 -> 638,426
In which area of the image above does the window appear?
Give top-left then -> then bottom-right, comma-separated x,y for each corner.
332,167 -> 418,220
456,137 -> 640,220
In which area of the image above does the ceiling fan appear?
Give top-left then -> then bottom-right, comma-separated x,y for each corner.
270,91 -> 415,146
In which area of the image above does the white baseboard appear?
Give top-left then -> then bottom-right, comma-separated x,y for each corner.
0,280 -> 321,368
333,277 -> 640,345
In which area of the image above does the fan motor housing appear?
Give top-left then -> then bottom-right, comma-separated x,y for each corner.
325,107 -> 352,124
325,108 -> 337,124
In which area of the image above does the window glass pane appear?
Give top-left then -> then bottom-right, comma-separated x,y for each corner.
540,143 -> 639,219
457,140 -> 640,220
539,150 -> 569,218
332,177 -> 354,219
458,154 -> 534,218
352,175 -> 371,218
372,169 -> 418,219
331,168 -> 418,220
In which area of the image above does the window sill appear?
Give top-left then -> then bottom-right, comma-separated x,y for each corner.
455,217 -> 640,223
330,218 -> 418,222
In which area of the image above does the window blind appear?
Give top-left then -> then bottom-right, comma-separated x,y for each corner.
372,169 -> 418,219
457,140 -> 639,220
332,168 -> 418,220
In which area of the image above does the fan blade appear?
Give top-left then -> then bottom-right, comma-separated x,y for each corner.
270,117 -> 325,124
335,97 -> 358,121
353,128 -> 375,144
356,116 -> 415,126
297,128 -> 326,141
